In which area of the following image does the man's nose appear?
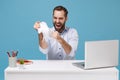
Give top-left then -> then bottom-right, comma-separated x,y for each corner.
56,19 -> 60,23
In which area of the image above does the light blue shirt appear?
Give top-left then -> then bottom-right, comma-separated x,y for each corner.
39,27 -> 78,60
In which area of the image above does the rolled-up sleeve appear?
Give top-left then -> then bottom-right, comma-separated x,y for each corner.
67,29 -> 79,58
39,46 -> 49,54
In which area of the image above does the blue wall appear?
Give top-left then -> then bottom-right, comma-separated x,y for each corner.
0,0 -> 120,80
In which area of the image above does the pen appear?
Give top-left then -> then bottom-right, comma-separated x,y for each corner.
7,52 -> 11,57
16,51 -> 18,56
12,51 -> 16,57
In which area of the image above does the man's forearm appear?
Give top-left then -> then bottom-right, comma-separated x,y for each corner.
57,36 -> 72,54
38,33 -> 48,49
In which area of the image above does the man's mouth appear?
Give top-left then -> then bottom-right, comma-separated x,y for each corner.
55,23 -> 61,28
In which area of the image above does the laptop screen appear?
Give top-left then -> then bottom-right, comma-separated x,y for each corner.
84,40 -> 119,69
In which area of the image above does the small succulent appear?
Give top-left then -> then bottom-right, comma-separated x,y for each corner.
19,59 -> 24,64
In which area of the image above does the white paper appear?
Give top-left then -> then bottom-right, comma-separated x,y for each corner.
38,22 -> 51,39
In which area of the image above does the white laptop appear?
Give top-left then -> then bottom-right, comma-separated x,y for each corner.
73,40 -> 119,69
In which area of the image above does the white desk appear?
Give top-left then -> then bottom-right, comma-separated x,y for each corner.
5,60 -> 119,80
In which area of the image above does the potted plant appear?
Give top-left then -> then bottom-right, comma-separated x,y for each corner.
19,59 -> 25,69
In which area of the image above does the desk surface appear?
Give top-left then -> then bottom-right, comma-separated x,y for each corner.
5,60 -> 119,80
5,60 -> 118,73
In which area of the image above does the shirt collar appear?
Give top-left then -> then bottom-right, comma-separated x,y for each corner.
61,27 -> 69,35
52,26 -> 69,35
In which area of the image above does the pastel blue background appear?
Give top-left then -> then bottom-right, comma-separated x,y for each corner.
0,0 -> 120,80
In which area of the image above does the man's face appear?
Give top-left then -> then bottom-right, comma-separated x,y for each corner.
53,10 -> 67,33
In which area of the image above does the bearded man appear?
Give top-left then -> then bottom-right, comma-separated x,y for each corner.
34,6 -> 78,60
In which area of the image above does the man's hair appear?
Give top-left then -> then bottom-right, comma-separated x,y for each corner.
53,6 -> 68,17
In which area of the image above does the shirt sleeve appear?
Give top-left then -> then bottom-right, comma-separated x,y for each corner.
39,46 -> 49,54
67,28 -> 79,59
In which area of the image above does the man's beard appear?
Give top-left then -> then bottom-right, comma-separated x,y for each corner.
53,22 -> 65,33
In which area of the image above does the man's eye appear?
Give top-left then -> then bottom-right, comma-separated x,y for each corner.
54,17 -> 57,19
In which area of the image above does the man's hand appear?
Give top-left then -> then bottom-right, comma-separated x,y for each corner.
51,31 -> 72,54
33,21 -> 48,49
33,21 -> 40,30
51,31 -> 60,40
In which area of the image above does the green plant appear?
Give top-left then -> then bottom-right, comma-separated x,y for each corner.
19,59 -> 24,64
